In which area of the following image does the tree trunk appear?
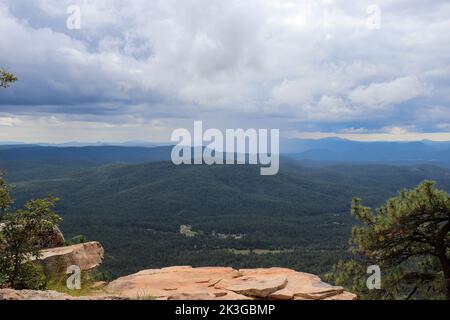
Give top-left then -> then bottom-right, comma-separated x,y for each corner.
10,255 -> 20,288
436,222 -> 450,300
440,257 -> 450,300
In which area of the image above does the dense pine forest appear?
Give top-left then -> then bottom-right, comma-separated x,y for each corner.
2,145 -> 450,278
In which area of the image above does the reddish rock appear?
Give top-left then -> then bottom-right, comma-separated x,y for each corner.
34,241 -> 104,276
240,268 -> 347,300
215,275 -> 288,298
1,265 -> 356,300
268,288 -> 294,300
105,266 -> 246,300
105,266 -> 356,300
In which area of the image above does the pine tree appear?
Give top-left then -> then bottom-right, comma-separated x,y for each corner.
328,181 -> 450,300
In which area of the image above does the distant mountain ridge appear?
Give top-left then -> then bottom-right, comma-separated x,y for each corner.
281,138 -> 450,167
2,138 -> 450,167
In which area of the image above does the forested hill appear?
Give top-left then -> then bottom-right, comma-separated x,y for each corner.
2,148 -> 450,277
8,160 -> 450,217
0,145 -> 173,164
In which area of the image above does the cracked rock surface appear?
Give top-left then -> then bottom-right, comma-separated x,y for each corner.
104,266 -> 357,300
0,266 -> 356,300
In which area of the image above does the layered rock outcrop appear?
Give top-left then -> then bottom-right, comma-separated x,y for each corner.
1,237 -> 356,300
104,266 -> 356,300
1,266 -> 356,300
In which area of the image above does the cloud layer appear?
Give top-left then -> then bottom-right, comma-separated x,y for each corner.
0,0 -> 450,142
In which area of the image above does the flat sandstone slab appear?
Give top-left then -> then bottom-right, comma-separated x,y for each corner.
104,266 -> 357,300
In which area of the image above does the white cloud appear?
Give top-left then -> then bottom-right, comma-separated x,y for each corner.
0,0 -> 449,141
0,116 -> 22,126
0,114 -> 176,143
348,77 -> 429,109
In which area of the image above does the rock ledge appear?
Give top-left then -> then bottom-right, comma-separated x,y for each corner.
104,266 -> 357,300
0,266 -> 356,300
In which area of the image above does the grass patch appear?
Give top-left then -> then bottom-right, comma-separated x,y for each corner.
46,270 -> 107,297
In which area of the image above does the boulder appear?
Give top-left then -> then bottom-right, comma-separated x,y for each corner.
34,241 -> 104,276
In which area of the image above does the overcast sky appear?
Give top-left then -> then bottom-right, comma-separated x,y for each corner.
1,0 -> 450,143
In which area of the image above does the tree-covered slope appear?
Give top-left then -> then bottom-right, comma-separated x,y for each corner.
3,157 -> 450,277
